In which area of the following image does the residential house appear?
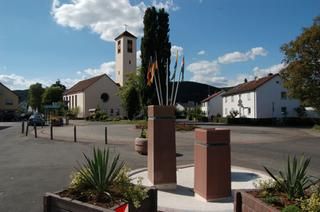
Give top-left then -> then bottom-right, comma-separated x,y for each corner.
63,74 -> 123,118
222,74 -> 300,118
0,82 -> 19,112
201,91 -> 224,118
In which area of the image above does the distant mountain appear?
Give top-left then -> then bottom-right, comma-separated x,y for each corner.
173,81 -> 221,105
14,89 -> 28,103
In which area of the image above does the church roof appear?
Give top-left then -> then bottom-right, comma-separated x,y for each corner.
114,30 -> 137,40
64,74 -> 106,95
222,74 -> 278,97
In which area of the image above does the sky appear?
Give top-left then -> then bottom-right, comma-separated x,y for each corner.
0,0 -> 319,90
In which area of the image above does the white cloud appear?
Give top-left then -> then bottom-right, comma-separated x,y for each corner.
51,0 -> 146,42
77,61 -> 116,80
187,60 -> 219,74
171,45 -> 183,58
197,50 -> 206,55
152,0 -> 179,11
0,73 -> 56,90
253,63 -> 286,77
217,47 -> 267,64
52,0 -> 179,42
136,50 -> 141,66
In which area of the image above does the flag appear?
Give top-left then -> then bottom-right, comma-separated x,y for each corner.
181,56 -> 185,81
147,58 -> 158,86
147,60 -> 153,86
171,50 -> 178,80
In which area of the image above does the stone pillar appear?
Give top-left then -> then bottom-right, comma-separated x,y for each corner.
148,105 -> 176,189
194,128 -> 231,201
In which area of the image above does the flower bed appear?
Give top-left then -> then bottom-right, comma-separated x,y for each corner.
234,155 -> 320,212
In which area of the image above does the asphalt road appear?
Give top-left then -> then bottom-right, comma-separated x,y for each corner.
0,121 -> 319,212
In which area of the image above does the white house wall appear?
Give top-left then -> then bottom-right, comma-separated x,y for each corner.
85,76 -> 123,118
222,91 -> 256,118
256,75 -> 300,118
202,93 -> 224,118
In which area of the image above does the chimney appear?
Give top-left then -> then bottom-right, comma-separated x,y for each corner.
244,78 -> 248,83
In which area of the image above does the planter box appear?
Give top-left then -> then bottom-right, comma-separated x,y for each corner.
234,190 -> 280,212
44,187 -> 157,212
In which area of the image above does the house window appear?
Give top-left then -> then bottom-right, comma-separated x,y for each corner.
231,96 -> 234,102
5,99 -> 13,105
110,108 -> 114,114
71,96 -> 74,109
75,95 -> 77,107
116,109 -> 120,116
248,107 -> 251,114
117,40 -> 121,54
281,107 -> 287,116
129,60 -> 131,64
127,40 -> 133,53
247,93 -> 251,101
281,92 -> 287,99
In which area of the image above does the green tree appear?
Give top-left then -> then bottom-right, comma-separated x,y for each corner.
28,83 -> 44,111
52,79 -> 66,91
140,7 -> 171,107
119,72 -> 141,120
280,16 -> 320,111
42,86 -> 64,105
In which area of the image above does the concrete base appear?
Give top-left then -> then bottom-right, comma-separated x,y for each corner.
131,165 -> 271,212
152,183 -> 177,190
195,193 -> 232,203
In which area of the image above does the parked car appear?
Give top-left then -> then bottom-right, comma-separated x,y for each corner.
28,113 -> 45,126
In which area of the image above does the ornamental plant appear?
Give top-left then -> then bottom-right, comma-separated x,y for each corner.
76,148 -> 124,201
264,155 -> 312,200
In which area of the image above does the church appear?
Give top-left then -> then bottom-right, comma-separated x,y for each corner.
63,30 -> 137,118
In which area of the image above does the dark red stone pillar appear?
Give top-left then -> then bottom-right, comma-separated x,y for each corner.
194,128 -> 231,201
148,105 -> 176,189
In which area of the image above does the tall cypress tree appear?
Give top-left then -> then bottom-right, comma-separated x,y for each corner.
140,7 -> 171,107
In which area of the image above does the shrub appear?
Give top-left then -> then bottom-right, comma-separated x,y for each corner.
264,155 -> 312,200
114,166 -> 148,208
281,205 -> 301,212
76,148 -> 124,201
300,192 -> 320,212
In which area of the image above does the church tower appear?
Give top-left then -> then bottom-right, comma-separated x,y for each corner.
114,31 -> 137,86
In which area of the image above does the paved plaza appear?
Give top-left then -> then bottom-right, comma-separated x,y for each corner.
0,121 -> 319,211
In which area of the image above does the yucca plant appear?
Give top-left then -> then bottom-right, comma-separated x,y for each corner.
77,148 -> 124,201
264,155 -> 312,200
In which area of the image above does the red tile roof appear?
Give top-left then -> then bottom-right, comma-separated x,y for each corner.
64,74 -> 105,95
201,90 -> 224,103
223,74 -> 278,96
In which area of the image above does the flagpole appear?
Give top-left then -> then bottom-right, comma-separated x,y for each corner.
170,51 -> 178,105
173,71 -> 181,105
166,58 -> 169,106
155,53 -> 163,105
150,56 -> 161,105
173,56 -> 184,105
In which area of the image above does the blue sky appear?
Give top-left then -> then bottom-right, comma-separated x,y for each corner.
0,0 -> 319,90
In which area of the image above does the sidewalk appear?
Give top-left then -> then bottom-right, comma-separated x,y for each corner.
131,165 -> 270,212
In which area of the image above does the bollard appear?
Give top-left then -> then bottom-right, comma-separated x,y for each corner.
25,123 -> 29,136
74,125 -> 77,143
21,121 -> 25,134
34,124 -> 37,138
105,127 -> 107,144
194,128 -> 231,201
147,105 -> 176,190
50,125 -> 53,140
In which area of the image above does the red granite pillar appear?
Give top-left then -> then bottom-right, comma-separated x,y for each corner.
194,128 -> 231,201
148,105 -> 176,189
